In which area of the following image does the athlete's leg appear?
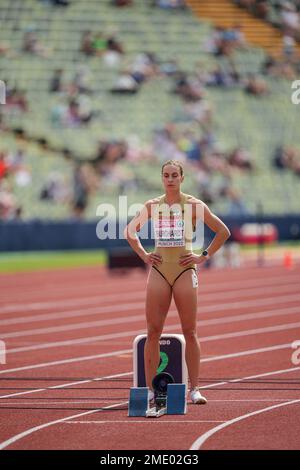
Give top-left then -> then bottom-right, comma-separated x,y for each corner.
172,269 -> 200,389
144,267 -> 172,390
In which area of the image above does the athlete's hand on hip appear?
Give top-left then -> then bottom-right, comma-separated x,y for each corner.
179,253 -> 206,267
143,252 -> 162,267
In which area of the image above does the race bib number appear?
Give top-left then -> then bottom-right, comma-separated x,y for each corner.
154,213 -> 185,247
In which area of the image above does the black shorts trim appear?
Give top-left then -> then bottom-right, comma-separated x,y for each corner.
172,267 -> 197,287
152,266 -> 197,288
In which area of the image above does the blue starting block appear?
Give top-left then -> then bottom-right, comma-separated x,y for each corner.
128,381 -> 187,418
128,387 -> 148,417
167,383 -> 186,415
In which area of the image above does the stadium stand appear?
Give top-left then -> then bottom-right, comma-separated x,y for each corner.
0,0 -> 300,221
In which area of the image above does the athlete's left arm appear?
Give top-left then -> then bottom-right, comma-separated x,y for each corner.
200,202 -> 231,258
180,200 -> 231,267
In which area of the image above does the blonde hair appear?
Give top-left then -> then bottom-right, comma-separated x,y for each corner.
161,160 -> 184,176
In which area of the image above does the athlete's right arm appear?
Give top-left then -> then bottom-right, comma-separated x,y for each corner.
123,199 -> 162,266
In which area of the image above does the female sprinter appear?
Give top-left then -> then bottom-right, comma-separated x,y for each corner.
124,160 -> 231,404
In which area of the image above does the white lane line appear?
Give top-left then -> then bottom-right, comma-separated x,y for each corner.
1,272 -> 299,313
198,366 -> 300,391
0,401 -> 129,451
0,349 -> 133,376
0,342 -> 293,377
189,399 -> 300,450
5,315 -> 300,355
2,301 -> 299,338
0,399 -> 297,405
0,365 -> 299,450
63,420 -> 226,424
0,371 -> 132,399
202,343 -> 291,363
200,321 -> 300,342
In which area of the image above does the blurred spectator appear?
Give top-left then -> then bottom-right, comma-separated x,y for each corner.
228,147 -> 254,171
0,152 -> 9,180
40,172 -> 70,203
0,180 -> 18,220
22,31 -> 51,58
72,163 -> 98,219
110,72 -> 140,93
235,0 -> 270,19
244,74 -> 269,96
6,87 -> 28,113
80,31 -> 125,59
92,33 -> 108,57
40,0 -> 70,5
72,65 -> 93,94
80,31 -> 94,56
205,64 -> 241,88
49,69 -> 64,93
280,2 -> 300,36
154,0 -> 186,9
107,34 -> 125,55
204,26 -> 225,55
103,34 -> 125,67
111,0 -> 133,6
273,145 -> 300,175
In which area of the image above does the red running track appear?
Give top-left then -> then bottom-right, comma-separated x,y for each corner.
0,262 -> 299,450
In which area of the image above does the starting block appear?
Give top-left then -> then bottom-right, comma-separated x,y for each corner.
128,372 -> 187,418
128,387 -> 148,417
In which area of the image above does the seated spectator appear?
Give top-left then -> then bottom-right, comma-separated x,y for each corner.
40,172 -> 70,203
204,26 -> 225,55
80,31 -> 94,56
280,2 -> 300,36
72,65 -> 93,94
0,152 -> 9,180
235,0 -> 269,19
110,72 -> 140,93
155,0 -> 186,9
228,147 -> 254,171
230,24 -> 247,49
22,31 -> 51,58
253,0 -> 270,19
273,145 -> 289,170
273,146 -> 300,175
92,33 -> 107,57
6,87 -> 28,112
206,64 -> 241,87
0,180 -> 17,220
103,34 -> 125,67
244,74 -> 269,96
72,163 -> 99,219
49,69 -> 64,93
107,34 -> 125,55
40,0 -> 70,5
111,0 -> 133,6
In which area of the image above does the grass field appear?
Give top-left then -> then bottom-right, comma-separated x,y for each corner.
0,250 -> 107,273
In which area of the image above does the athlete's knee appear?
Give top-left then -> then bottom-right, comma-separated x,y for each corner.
146,325 -> 163,342
182,328 -> 198,342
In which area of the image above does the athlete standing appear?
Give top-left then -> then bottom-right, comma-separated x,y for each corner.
124,160 -> 231,403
